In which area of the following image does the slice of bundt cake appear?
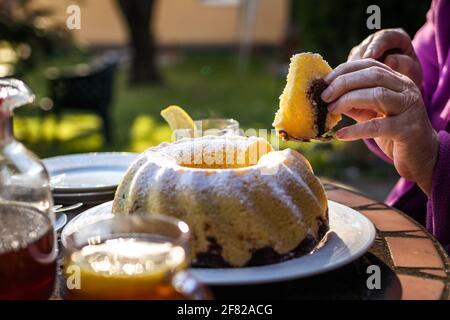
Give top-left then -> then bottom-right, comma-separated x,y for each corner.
273,53 -> 342,141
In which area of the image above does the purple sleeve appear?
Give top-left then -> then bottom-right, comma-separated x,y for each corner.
364,139 -> 393,164
427,130 -> 450,253
412,4 -> 439,108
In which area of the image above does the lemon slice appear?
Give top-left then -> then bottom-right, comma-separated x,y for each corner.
160,105 -> 195,131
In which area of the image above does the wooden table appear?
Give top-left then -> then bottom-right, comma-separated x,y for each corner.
53,181 -> 450,300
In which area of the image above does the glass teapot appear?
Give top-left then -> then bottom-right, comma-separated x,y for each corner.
0,79 -> 56,300
0,78 -> 53,214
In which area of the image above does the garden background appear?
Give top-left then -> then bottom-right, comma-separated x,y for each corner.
0,0 -> 431,200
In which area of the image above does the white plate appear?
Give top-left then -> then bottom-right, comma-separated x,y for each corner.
53,193 -> 115,205
53,190 -> 116,205
61,200 -> 376,285
53,190 -> 116,200
53,190 -> 116,198
44,152 -> 138,193
55,213 -> 68,231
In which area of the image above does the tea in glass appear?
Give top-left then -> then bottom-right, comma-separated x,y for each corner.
62,214 -> 202,300
0,203 -> 56,300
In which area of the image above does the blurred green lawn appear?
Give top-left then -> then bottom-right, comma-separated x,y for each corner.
16,54 -> 282,150
13,53 -> 397,186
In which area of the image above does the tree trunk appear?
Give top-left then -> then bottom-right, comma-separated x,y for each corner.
116,0 -> 161,85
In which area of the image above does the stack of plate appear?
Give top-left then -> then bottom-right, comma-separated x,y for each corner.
43,152 -> 138,205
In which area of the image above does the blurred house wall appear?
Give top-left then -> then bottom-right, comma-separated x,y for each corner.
34,0 -> 289,47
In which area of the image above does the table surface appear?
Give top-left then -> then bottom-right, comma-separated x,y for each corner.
52,181 -> 450,300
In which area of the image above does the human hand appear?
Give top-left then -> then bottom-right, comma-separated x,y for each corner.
348,28 -> 422,89
321,59 -> 438,196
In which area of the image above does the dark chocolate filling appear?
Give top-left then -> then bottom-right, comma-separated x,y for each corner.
192,216 -> 329,268
306,78 -> 329,137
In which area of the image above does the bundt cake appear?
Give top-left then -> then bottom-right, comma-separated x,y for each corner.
112,135 -> 329,268
273,53 -> 342,141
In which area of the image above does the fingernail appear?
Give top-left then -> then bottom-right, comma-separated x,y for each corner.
385,56 -> 397,69
323,72 -> 333,83
327,103 -> 337,114
321,88 -> 332,101
336,129 -> 346,139
363,48 -> 374,58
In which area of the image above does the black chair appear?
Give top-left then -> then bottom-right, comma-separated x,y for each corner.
46,53 -> 119,143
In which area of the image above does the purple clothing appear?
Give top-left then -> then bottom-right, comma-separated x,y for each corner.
366,0 -> 450,253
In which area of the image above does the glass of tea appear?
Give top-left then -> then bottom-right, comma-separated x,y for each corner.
62,214 -> 210,300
